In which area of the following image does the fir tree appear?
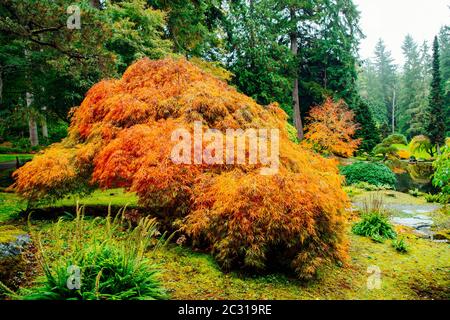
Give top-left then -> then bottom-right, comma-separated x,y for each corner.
427,36 -> 446,154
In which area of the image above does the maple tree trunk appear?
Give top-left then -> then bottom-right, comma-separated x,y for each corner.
290,8 -> 304,141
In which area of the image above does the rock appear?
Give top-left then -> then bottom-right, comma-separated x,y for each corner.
432,231 -> 450,241
0,226 -> 34,292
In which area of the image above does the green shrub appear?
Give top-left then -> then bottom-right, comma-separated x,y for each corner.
3,206 -> 168,300
286,123 -> 299,144
424,193 -> 450,204
340,162 -> 397,187
432,145 -> 450,194
0,146 -> 27,154
352,212 -> 397,243
384,134 -> 408,146
372,134 -> 408,158
392,238 -> 408,253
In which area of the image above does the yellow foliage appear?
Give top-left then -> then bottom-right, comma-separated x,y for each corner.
13,58 -> 350,278
397,149 -> 411,160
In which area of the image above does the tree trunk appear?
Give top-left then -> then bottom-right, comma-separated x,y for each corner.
0,66 -> 3,105
41,116 -> 48,139
290,8 -> 304,141
391,90 -> 396,134
26,92 -> 39,147
436,143 -> 441,156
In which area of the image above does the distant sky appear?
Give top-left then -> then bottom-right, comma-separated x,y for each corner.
354,0 -> 450,65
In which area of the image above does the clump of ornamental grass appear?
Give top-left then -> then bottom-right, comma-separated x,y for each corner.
1,205 -> 168,300
352,194 -> 397,243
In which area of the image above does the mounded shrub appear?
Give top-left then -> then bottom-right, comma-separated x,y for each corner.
185,170 -> 349,278
340,162 -> 397,188
12,58 -> 350,279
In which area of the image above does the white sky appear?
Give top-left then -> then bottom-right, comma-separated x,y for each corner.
354,0 -> 450,65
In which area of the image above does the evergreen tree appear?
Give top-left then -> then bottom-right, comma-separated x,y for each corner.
439,26 -> 450,137
373,39 -> 398,134
398,35 -> 424,137
353,99 -> 381,152
427,36 -> 446,154
407,41 -> 432,137
220,0 -> 295,115
357,59 -> 386,126
147,0 -> 222,57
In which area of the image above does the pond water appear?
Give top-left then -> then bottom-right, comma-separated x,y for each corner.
387,203 -> 441,238
394,161 -> 438,194
352,201 -> 443,240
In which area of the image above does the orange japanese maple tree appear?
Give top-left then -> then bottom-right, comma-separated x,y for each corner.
304,98 -> 361,157
13,58 -> 350,279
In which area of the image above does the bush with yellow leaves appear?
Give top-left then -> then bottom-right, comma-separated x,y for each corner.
13,58 -> 349,279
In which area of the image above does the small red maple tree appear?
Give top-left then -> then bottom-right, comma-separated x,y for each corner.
305,98 -> 361,157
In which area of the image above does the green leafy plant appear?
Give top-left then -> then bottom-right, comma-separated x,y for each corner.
392,238 -> 408,253
410,135 -> 436,158
408,188 -> 423,197
432,145 -> 450,194
352,212 -> 397,243
352,195 -> 396,243
340,162 -> 397,187
2,206 -> 168,300
424,193 -> 450,204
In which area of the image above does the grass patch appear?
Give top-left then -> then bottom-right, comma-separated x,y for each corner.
0,193 -> 26,222
392,237 -> 408,253
48,189 -> 138,208
0,154 -> 33,163
351,190 -> 428,205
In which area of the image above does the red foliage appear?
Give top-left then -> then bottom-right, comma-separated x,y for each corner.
304,98 -> 361,157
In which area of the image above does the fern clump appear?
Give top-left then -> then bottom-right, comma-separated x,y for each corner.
392,238 -> 408,253
352,212 -> 397,243
3,207 -> 167,300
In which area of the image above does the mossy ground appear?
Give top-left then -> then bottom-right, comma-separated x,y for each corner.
351,190 -> 428,205
0,225 -> 24,243
50,188 -> 138,208
0,189 -> 448,300
153,231 -> 449,300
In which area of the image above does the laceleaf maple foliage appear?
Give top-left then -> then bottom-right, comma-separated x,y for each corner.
13,58 -> 349,279
304,98 -> 361,158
